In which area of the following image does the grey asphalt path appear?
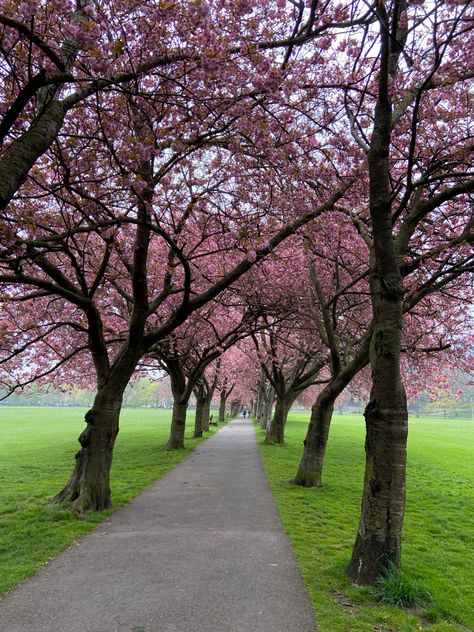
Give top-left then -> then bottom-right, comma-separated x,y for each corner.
0,417 -> 316,632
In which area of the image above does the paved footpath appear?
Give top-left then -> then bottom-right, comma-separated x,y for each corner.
0,418 -> 316,632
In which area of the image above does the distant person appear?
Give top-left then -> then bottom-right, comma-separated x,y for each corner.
242,406 -> 248,419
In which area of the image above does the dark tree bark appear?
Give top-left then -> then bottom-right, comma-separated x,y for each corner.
53,386 -> 122,513
166,358 -> 190,449
294,392 -> 334,487
168,400 -> 188,449
218,388 -> 227,422
346,376 -> 407,583
262,385 -> 274,430
201,372 -> 218,431
257,399 -> 264,426
230,399 -> 241,417
0,2 -> 90,210
202,396 -> 212,432
347,2 -> 408,585
255,373 -> 266,426
250,398 -> 257,417
53,338 -> 143,514
265,393 -> 295,444
347,251 -> 407,584
218,383 -> 234,422
259,341 -> 326,445
53,161 -> 152,512
193,386 -> 205,438
0,102 -> 66,210
294,344 -> 370,487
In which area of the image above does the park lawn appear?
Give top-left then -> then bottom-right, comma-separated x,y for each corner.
257,412 -> 473,632
0,406 -> 218,596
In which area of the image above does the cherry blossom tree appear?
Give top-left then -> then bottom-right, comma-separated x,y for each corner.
254,320 -> 327,444
150,300 -> 258,448
294,217 -> 373,486
243,248 -> 329,443
0,40 -> 352,512
0,2 -> 471,593
342,1 -> 473,584
280,0 -> 474,583
193,365 -> 220,436
215,344 -> 257,421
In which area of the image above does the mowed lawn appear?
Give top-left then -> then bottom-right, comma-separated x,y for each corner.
0,406 -> 213,596
257,413 -> 474,632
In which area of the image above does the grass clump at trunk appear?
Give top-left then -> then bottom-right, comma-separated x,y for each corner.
373,560 -> 432,608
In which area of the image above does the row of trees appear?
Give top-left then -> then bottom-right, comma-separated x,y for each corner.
5,366 -> 472,414
1,0 -> 473,586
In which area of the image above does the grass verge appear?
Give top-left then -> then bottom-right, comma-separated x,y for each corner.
256,412 -> 473,632
0,406 -> 222,596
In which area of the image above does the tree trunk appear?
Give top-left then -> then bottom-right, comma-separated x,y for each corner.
202,397 -> 211,432
250,399 -> 256,417
294,392 -> 334,486
256,372 -> 266,427
168,400 -> 188,449
266,394 -> 292,444
347,11 -> 408,582
256,391 -> 263,425
230,400 -> 240,417
259,398 -> 266,428
263,386 -> 274,431
193,393 -> 205,438
166,358 -> 190,449
0,101 -> 66,210
346,400 -> 407,583
294,334 -> 370,488
53,387 -> 122,514
218,388 -> 227,422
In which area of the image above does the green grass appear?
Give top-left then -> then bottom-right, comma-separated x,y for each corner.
256,412 -> 474,632
0,406 -> 220,596
374,560 -> 433,608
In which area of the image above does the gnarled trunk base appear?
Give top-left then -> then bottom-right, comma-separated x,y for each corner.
53,398 -> 121,514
